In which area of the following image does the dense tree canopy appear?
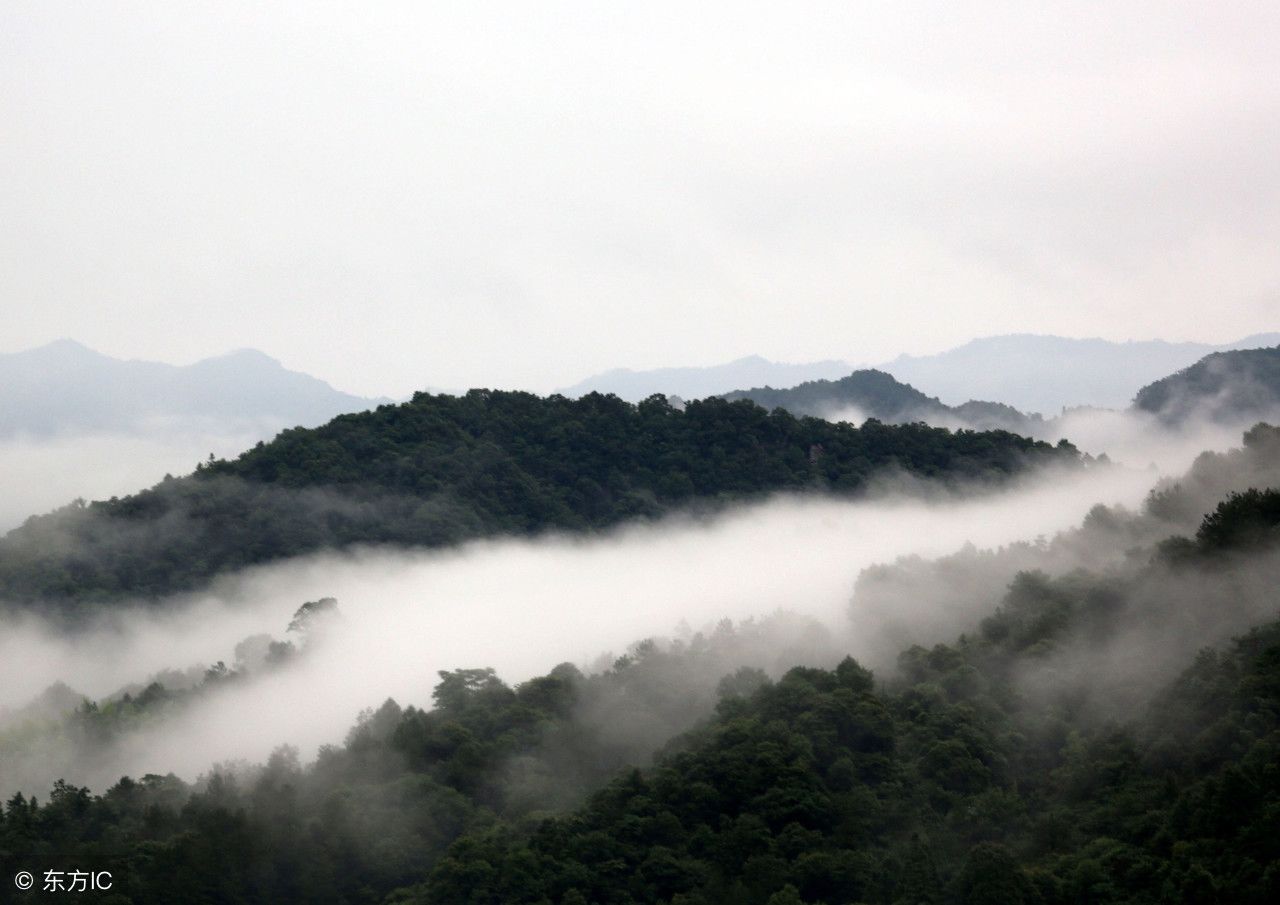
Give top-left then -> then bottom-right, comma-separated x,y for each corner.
0,390 -> 1073,611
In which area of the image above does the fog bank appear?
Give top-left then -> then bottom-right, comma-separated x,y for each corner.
0,463 -> 1153,793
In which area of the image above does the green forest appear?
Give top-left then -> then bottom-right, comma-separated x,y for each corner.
0,390 -> 1073,612
2,427 -> 1278,905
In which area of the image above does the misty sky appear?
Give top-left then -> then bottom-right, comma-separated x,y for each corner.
3,2 -> 1278,397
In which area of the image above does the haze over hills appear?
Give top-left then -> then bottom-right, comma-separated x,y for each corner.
1134,345 -> 1280,424
721,370 -> 1043,435
556,355 -> 853,402
882,333 -> 1280,414
722,349 -> 1280,473
562,334 -> 1280,414
0,339 -> 389,438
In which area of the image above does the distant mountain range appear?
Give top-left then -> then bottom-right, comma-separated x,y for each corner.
562,334 -> 1280,414
723,344 -> 1280,442
8,334 -> 1277,447
0,340 -> 389,438
882,333 -> 1280,414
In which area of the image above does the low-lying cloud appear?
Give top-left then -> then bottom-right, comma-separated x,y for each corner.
0,461 -> 1156,795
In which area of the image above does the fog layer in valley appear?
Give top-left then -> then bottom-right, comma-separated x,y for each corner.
0,462 -> 1155,795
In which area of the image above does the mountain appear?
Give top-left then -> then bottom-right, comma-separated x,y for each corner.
0,390 -> 1075,609
1133,345 -> 1280,424
721,369 -> 1043,434
558,355 -> 853,402
881,333 -> 1280,414
0,339 -> 387,437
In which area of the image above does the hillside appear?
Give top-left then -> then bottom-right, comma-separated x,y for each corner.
721,369 -> 1043,434
0,391 -> 1075,609
0,340 -> 386,437
882,333 -> 1280,414
1133,345 -> 1280,423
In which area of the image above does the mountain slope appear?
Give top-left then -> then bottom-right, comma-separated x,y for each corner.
882,333 -> 1280,414
0,391 -> 1075,609
1133,345 -> 1280,423
0,339 -> 386,437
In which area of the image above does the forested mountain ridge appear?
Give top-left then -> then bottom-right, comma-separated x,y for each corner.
1134,345 -> 1280,423
3,430 -> 1279,904
0,390 -> 1076,609
720,370 -> 1043,434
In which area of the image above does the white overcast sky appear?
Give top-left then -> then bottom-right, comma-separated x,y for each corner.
2,2 -> 1278,397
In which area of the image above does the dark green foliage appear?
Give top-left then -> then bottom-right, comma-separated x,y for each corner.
1194,488 -> 1280,551
5,595 -> 1280,904
1,620 -> 851,904
948,843 -> 1035,904
391,599 -> 1280,905
1154,482 -> 1280,566
0,391 -> 1070,610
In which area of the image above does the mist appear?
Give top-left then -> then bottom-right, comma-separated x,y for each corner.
825,400 -> 1263,475
0,421 -> 276,532
0,461 -> 1153,795
1010,546 -> 1280,720
1040,407 -> 1243,471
